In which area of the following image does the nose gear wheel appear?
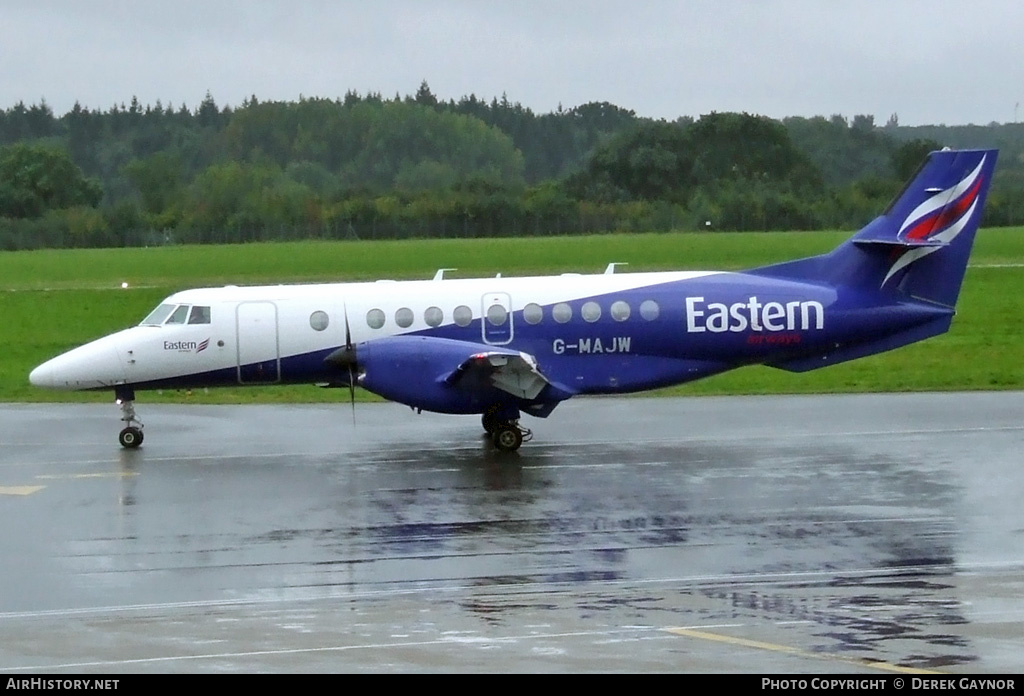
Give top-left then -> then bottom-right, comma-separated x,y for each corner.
116,392 -> 144,449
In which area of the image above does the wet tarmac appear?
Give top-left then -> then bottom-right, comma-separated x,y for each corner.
0,392 -> 1022,674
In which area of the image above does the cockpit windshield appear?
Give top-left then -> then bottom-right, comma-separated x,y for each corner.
165,305 -> 190,324
140,304 -> 176,326
140,303 -> 211,326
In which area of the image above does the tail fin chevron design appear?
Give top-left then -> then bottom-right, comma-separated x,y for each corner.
898,156 -> 986,243
755,148 -> 997,309
870,149 -> 996,304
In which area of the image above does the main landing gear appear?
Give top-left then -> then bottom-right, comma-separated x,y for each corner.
481,405 -> 532,453
115,387 -> 144,449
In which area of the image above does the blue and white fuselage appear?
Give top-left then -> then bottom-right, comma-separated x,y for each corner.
29,148 -> 998,451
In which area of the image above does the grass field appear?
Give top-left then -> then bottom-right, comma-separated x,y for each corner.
2,227 -> 1022,404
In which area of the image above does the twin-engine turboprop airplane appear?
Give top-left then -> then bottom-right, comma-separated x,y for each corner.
30,148 -> 997,451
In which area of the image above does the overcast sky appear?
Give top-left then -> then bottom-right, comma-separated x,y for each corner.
2,0 -> 1022,126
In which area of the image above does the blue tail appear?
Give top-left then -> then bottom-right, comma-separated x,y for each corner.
755,148 -> 998,308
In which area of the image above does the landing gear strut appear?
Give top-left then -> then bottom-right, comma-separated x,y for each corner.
116,387 -> 144,449
481,407 -> 501,435
482,404 -> 532,452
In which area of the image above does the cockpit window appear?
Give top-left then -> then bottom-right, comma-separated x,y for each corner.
140,303 -> 210,326
188,306 -> 211,324
165,305 -> 190,324
141,300 -> 210,325
140,304 -> 176,326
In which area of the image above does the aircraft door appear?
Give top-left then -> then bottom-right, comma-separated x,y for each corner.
481,292 -> 513,345
236,301 -> 280,384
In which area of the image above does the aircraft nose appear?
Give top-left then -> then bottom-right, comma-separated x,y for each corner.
29,361 -> 54,388
28,335 -> 128,391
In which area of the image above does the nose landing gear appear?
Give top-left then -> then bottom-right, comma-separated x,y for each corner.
116,387 -> 144,449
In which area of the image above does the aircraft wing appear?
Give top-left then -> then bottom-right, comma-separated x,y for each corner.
443,348 -> 550,400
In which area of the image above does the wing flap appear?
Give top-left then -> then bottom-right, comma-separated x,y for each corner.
444,349 -> 550,400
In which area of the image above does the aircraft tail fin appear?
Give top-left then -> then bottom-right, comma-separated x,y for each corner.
754,148 -> 998,308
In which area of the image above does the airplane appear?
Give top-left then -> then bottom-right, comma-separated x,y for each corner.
29,148 -> 997,452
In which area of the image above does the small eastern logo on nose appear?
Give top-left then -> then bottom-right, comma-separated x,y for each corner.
163,338 -> 211,353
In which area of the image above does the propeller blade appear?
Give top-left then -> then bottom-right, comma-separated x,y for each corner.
348,364 -> 356,424
325,303 -> 359,424
345,304 -> 355,424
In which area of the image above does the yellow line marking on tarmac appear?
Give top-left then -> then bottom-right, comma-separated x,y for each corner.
664,626 -> 943,674
35,472 -> 138,480
1,471 -> 135,494
0,486 -> 46,496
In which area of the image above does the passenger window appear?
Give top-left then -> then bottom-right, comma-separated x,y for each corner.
523,303 -> 543,325
309,310 -> 329,331
581,301 -> 601,322
188,306 -> 211,324
424,306 -> 443,327
610,301 -> 630,322
395,307 -> 414,328
453,305 -> 473,327
552,303 -> 572,323
367,308 -> 385,329
640,300 -> 660,321
486,303 -> 508,326
165,305 -> 189,324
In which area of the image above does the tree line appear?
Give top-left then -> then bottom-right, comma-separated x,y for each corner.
2,83 -> 1024,250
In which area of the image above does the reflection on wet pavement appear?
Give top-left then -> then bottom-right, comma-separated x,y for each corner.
1,393 -> 1021,672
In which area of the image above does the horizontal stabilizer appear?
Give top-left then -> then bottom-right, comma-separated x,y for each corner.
852,237 -> 945,249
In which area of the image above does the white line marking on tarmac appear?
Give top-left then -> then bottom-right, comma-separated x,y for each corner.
0,628 -> 649,672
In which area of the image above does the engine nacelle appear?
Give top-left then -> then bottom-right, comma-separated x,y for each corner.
358,335 -> 502,414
